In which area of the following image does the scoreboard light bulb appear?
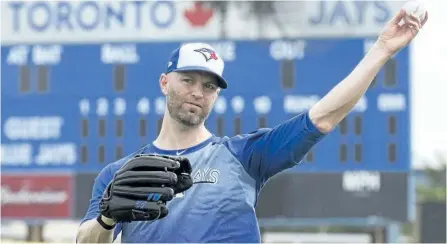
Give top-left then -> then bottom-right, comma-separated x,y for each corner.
155,97 -> 166,115
96,98 -> 109,116
79,99 -> 90,116
137,98 -> 150,115
114,98 -> 126,116
254,96 -> 272,115
214,97 -> 227,115
231,96 -> 245,114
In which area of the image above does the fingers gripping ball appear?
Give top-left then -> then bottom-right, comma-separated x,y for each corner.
402,0 -> 427,23
99,154 -> 193,222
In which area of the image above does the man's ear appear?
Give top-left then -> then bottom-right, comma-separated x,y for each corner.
159,73 -> 168,95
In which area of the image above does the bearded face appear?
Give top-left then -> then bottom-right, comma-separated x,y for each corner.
164,72 -> 219,127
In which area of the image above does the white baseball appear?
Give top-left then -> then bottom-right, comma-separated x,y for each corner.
402,0 -> 427,23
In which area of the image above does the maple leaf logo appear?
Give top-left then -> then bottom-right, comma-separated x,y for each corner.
184,2 -> 214,27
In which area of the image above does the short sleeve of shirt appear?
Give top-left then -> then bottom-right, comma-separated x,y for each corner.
81,164 -> 114,224
223,112 -> 326,188
80,162 -> 123,240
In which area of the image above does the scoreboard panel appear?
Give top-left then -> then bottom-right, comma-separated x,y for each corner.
1,39 -> 410,174
1,39 -> 412,221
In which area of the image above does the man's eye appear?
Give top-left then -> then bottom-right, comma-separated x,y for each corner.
205,84 -> 217,90
183,79 -> 192,83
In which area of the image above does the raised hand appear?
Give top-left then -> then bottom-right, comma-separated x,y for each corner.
376,8 -> 428,55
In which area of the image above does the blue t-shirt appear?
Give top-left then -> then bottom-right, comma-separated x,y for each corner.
81,112 -> 326,243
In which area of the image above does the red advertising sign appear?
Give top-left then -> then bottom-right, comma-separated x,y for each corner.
1,174 -> 72,219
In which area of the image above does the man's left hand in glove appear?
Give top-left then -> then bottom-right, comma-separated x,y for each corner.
98,154 -> 193,225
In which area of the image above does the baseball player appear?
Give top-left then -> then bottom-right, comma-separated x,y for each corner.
76,9 -> 427,243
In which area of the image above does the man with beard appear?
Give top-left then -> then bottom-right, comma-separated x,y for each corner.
77,9 -> 427,243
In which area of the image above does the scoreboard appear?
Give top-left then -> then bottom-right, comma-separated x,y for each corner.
1,39 -> 410,172
1,39 -> 412,221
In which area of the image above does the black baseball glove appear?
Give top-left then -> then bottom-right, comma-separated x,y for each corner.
99,154 -> 193,223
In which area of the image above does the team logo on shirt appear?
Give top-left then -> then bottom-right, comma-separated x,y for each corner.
193,168 -> 220,184
173,168 -> 220,199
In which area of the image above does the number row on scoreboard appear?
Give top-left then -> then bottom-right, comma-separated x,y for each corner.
280,57 -> 399,90
14,64 -> 125,94
302,143 -> 397,164
18,65 -> 49,93
79,117 -> 266,139
78,142 -> 398,165
80,115 -> 398,139
339,115 -> 397,135
338,143 -> 397,163
77,118 -> 399,165
14,56 -> 399,95
79,145 -> 123,164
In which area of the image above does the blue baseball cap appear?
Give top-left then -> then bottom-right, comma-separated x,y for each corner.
166,43 -> 227,89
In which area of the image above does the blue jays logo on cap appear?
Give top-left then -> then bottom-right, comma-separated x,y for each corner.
166,43 -> 228,89
194,48 -> 219,62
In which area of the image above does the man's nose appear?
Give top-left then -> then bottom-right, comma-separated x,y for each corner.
190,84 -> 204,98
